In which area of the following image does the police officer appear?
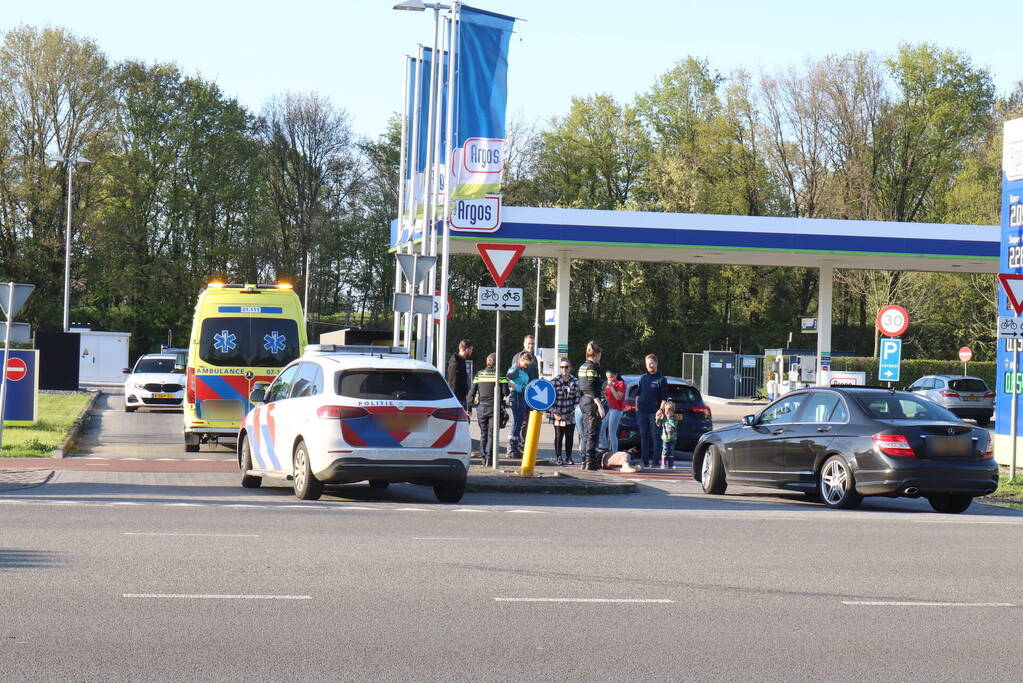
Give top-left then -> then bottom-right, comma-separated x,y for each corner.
576,341 -> 605,471
467,352 -> 508,467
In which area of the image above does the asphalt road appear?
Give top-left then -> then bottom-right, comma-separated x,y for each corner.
2,393 -> 1022,681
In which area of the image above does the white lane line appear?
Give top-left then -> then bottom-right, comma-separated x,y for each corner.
451,508 -> 486,513
123,594 -> 312,600
843,601 -> 1016,607
506,510 -> 546,514
495,598 -> 674,604
123,532 -> 260,538
111,502 -> 144,506
395,507 -> 431,512
413,537 -> 512,541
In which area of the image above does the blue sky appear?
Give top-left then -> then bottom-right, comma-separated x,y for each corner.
5,0 -> 1021,139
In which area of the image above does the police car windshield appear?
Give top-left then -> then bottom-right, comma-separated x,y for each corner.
199,318 -> 300,368
337,369 -> 453,401
134,358 -> 176,374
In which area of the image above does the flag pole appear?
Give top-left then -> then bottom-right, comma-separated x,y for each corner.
436,2 -> 460,372
419,10 -> 442,363
403,48 -> 425,354
393,56 -> 412,346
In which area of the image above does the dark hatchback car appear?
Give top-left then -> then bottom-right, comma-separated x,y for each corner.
616,375 -> 713,451
692,386 -> 998,514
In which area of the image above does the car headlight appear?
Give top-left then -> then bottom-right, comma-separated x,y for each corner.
129,383 -> 145,391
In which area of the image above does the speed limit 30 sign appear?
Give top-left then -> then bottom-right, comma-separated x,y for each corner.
876,305 -> 909,337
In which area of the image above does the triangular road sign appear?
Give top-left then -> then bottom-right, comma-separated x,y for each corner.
476,243 -> 525,288
0,283 -> 34,319
999,274 -> 1023,316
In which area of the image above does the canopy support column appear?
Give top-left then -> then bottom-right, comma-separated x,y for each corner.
817,262 -> 834,384
555,252 -> 570,365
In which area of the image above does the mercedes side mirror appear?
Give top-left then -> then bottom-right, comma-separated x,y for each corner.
249,388 -> 266,404
743,414 -> 755,426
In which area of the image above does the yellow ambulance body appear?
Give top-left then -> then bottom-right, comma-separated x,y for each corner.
183,283 -> 306,452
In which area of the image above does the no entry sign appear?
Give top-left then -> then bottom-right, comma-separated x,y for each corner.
959,346 -> 973,363
5,357 -> 26,381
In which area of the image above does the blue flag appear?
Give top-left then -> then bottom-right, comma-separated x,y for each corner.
451,5 -> 515,201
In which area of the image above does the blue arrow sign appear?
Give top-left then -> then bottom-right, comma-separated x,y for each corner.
879,338 -> 902,382
524,378 -> 556,411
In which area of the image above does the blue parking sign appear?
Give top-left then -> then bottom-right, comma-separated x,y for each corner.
878,338 -> 902,383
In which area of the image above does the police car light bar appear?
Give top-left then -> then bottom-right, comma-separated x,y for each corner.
304,344 -> 410,357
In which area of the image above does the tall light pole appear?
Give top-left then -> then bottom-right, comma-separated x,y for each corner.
49,154 -> 91,332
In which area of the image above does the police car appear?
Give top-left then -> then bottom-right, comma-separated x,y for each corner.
237,345 -> 471,503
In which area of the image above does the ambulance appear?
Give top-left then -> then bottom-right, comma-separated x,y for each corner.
183,282 -> 307,452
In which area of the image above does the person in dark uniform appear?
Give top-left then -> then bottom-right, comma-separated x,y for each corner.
467,353 -> 508,466
576,340 -> 605,471
446,339 -> 474,410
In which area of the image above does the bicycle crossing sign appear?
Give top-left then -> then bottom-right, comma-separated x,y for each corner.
999,316 -> 1023,338
477,287 -> 523,311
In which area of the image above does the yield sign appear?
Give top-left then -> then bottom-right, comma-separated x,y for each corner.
998,273 -> 1023,316
0,283 -> 34,318
476,243 -> 525,288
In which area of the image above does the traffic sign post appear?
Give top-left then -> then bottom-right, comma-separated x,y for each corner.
519,379 -> 555,477
878,338 -> 902,383
474,246 -> 526,470
958,346 -> 972,375
0,282 -> 34,446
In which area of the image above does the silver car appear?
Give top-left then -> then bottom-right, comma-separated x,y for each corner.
906,375 -> 993,426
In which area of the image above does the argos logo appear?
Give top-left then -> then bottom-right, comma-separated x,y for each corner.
449,196 -> 501,232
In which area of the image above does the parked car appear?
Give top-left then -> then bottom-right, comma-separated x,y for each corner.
693,386 -> 998,514
906,375 -> 994,426
237,344 -> 470,503
122,353 -> 185,412
616,375 -> 713,452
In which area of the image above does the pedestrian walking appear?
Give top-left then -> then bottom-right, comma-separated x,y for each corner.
446,339 -> 474,410
599,368 -> 626,453
577,341 -> 605,471
467,352 -> 508,467
505,352 -> 533,458
655,399 -> 678,470
766,371 -> 778,401
549,359 -> 580,466
636,353 -> 669,468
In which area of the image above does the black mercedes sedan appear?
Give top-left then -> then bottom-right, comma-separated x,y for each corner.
692,386 -> 999,513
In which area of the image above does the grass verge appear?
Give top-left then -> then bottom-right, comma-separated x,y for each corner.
0,392 -> 92,458
981,470 -> 1023,509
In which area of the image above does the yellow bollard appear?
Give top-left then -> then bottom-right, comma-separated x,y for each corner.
519,410 -> 542,477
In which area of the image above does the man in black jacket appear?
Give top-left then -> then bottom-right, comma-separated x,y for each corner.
446,339 -> 474,410
577,340 -> 605,471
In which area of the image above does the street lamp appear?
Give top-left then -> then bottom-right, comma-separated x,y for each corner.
48,154 -> 91,332
393,1 -> 451,10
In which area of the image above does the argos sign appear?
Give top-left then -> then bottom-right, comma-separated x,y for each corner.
450,195 -> 501,232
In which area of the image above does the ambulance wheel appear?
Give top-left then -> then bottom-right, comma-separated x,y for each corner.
293,440 -> 322,501
239,435 -> 261,489
184,433 -> 200,453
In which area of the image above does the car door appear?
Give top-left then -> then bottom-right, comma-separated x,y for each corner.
784,391 -> 844,484
285,362 -> 325,453
739,393 -> 807,484
252,364 -> 300,472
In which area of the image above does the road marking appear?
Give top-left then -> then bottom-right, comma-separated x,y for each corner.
506,509 -> 546,514
395,507 -> 431,512
123,594 -> 312,600
413,537 -> 512,541
123,532 -> 260,538
495,598 -> 674,603
452,508 -> 486,513
163,503 -> 201,507
842,601 -> 1016,607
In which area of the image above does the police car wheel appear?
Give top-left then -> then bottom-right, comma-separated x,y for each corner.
239,436 -> 261,489
293,440 -> 322,501
433,480 -> 466,503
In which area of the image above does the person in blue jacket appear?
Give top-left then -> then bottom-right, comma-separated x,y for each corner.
505,352 -> 534,457
635,353 -> 669,468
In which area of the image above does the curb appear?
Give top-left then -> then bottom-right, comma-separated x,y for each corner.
466,468 -> 636,495
52,390 -> 102,459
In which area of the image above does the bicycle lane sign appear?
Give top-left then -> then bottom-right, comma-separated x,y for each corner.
477,286 -> 523,311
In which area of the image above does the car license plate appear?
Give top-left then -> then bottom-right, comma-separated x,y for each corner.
963,396 -> 980,401
374,414 -> 427,432
153,393 -> 174,399
927,436 -> 971,457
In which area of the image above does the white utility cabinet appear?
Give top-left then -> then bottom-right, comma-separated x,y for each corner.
73,328 -> 131,383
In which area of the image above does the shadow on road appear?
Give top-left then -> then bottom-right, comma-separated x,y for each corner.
0,548 -> 67,570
